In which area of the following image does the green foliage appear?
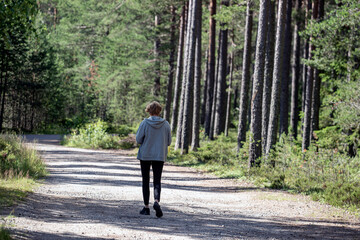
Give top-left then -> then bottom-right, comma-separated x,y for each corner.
0,135 -> 47,179
169,132 -> 360,212
62,120 -> 135,149
0,226 -> 12,240
108,124 -> 135,137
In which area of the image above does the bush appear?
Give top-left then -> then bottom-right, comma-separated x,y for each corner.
62,120 -> 135,150
0,135 -> 47,179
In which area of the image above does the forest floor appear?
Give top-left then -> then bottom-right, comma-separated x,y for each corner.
0,135 -> 359,240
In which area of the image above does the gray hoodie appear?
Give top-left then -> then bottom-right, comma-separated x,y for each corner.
136,116 -> 171,162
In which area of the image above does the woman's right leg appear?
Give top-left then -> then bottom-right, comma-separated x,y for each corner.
140,160 -> 151,206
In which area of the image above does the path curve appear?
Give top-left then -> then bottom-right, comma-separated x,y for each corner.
2,135 -> 359,239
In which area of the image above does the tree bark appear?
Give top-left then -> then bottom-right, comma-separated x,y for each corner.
237,0 -> 253,150
248,0 -> 269,167
290,0 -> 302,139
171,3 -> 187,133
200,48 -> 209,125
181,0 -> 199,154
164,6 -> 177,121
265,0 -> 287,157
310,0 -> 324,134
302,0 -> 319,151
301,0 -> 312,115
279,0 -> 293,135
191,0 -> 202,151
175,4 -> 189,150
214,0 -> 230,136
225,38 -> 234,137
153,15 -> 161,96
204,0 -> 217,137
261,0 -> 276,154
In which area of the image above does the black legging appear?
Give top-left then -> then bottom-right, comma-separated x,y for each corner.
140,160 -> 164,205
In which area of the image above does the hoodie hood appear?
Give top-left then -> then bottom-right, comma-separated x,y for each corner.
144,116 -> 166,129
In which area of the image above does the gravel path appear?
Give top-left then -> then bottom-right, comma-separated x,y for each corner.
1,135 -> 359,239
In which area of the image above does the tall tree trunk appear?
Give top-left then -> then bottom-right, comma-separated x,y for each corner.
265,0 -> 287,157
181,0 -> 199,154
0,71 -> 7,132
200,48 -> 209,125
279,0 -> 293,135
301,0 -> 312,115
290,0 -> 302,139
248,0 -> 269,167
204,0 -> 217,137
175,4 -> 189,150
302,0 -> 319,151
191,0 -> 202,151
171,4 -> 187,132
225,38 -> 234,137
154,15 -> 161,96
261,0 -> 276,154
209,51 -> 219,140
237,0 -> 253,150
310,0 -> 324,134
164,6 -> 177,121
214,0 -> 230,136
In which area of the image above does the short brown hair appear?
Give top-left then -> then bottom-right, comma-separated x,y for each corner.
145,101 -> 162,116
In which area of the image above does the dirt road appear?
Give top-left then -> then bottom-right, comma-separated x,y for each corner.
1,135 -> 359,239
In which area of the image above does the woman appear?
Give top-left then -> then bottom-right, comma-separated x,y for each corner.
136,101 -> 171,218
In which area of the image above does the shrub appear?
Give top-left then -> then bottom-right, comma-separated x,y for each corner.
0,135 -> 47,179
62,120 -> 135,150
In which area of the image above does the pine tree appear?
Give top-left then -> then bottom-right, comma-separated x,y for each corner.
261,0 -> 276,154
248,0 -> 269,167
214,0 -> 230,136
237,0 -> 253,150
204,0 -> 217,137
265,0 -> 288,157
290,0 -> 302,139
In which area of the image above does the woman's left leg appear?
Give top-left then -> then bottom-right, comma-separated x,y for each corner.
151,161 -> 164,202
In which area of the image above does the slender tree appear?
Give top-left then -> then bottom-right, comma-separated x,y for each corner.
265,0 -> 287,156
171,3 -> 187,133
225,36 -> 234,137
279,0 -> 293,135
164,6 -> 177,121
261,0 -> 276,154
191,0 -> 202,151
181,0 -> 199,154
237,0 -> 253,150
204,0 -> 217,137
200,48 -> 209,125
301,0 -> 312,114
311,0 -> 324,134
154,15 -> 161,96
248,0 -> 269,167
290,0 -> 302,139
302,0 -> 319,151
214,0 -> 230,136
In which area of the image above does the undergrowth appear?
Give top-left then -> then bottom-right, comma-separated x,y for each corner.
168,130 -> 360,213
0,135 -> 47,179
62,120 -> 136,150
0,135 -> 46,239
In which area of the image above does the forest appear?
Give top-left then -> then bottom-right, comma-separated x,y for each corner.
1,0 -> 359,210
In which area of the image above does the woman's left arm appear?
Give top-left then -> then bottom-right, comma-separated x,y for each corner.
136,121 -> 146,144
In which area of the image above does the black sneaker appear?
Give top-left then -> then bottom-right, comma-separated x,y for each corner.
139,207 -> 150,215
153,202 -> 163,218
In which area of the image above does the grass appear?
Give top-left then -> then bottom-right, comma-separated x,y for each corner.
0,178 -> 38,207
0,134 -> 47,240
